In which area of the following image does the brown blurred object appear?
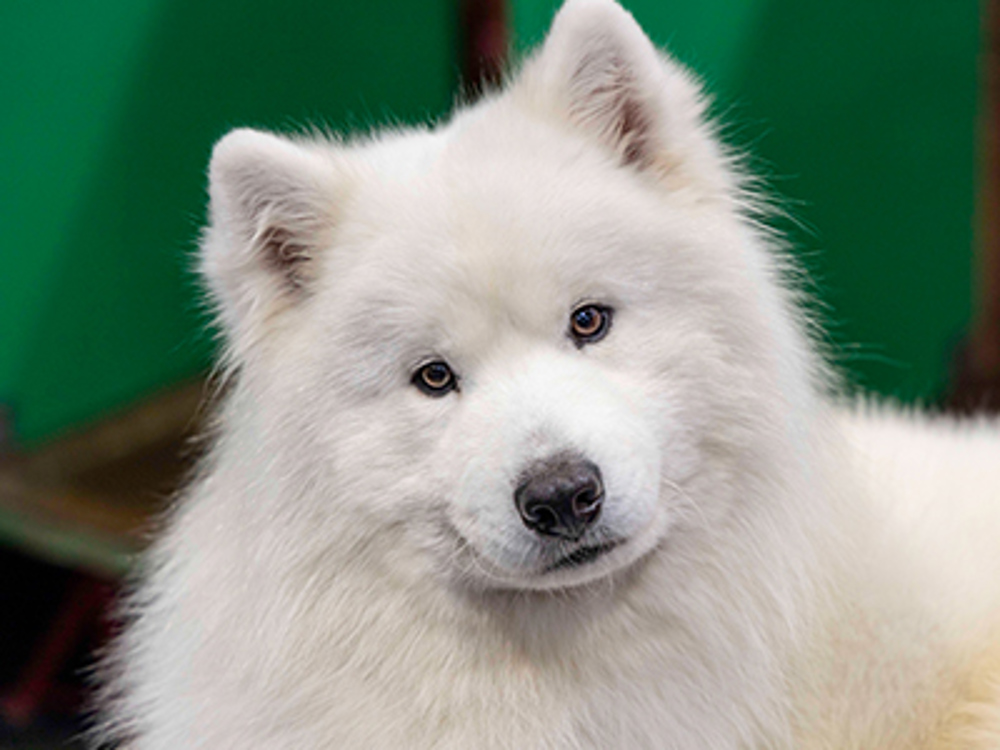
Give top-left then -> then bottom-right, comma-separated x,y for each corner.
0,381 -> 206,578
949,0 -> 1000,413
460,0 -> 508,97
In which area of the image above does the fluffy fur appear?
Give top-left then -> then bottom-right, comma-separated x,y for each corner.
95,1 -> 1000,747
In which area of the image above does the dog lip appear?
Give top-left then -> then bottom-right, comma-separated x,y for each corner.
545,540 -> 621,573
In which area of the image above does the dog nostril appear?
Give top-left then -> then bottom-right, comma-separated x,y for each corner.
572,484 -> 602,520
514,456 -> 604,541
524,502 -> 560,534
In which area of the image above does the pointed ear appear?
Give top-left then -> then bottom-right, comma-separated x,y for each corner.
201,128 -> 343,354
514,0 -> 732,196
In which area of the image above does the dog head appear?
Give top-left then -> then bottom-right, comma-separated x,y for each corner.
199,0 -> 818,592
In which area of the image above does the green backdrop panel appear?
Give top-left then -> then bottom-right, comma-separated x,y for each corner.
1,0 -> 455,446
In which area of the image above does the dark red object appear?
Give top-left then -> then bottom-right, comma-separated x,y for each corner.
460,0 -> 508,96
0,574 -> 114,728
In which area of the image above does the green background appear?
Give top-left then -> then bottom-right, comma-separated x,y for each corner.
0,0 -> 455,446
0,0 -> 980,446
516,0 -> 980,401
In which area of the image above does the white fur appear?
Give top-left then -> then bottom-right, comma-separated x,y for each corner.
95,1 -> 1000,747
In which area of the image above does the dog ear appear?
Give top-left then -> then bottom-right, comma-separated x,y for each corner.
201,128 -> 343,356
516,0 -> 733,196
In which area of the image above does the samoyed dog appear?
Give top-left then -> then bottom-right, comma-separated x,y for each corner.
97,0 -> 1000,747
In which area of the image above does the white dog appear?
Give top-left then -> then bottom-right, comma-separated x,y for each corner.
96,1 -> 1000,747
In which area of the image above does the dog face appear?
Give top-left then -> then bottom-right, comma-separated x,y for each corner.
201,0 -> 809,592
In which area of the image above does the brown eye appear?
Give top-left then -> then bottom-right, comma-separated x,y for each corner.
570,304 -> 613,345
413,360 -> 457,397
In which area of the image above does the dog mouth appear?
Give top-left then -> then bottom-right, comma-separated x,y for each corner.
544,540 -> 621,573
440,515 -> 630,589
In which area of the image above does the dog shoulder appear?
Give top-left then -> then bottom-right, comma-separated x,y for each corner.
925,641 -> 1000,750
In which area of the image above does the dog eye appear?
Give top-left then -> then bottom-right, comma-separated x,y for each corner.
569,304 -> 613,345
412,360 -> 458,397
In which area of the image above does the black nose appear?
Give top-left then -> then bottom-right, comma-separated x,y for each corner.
514,455 -> 603,541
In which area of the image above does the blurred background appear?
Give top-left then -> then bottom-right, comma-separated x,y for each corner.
0,0 -> 996,746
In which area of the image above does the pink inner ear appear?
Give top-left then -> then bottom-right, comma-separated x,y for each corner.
614,88 -> 652,167
570,49 -> 654,169
256,225 -> 311,289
